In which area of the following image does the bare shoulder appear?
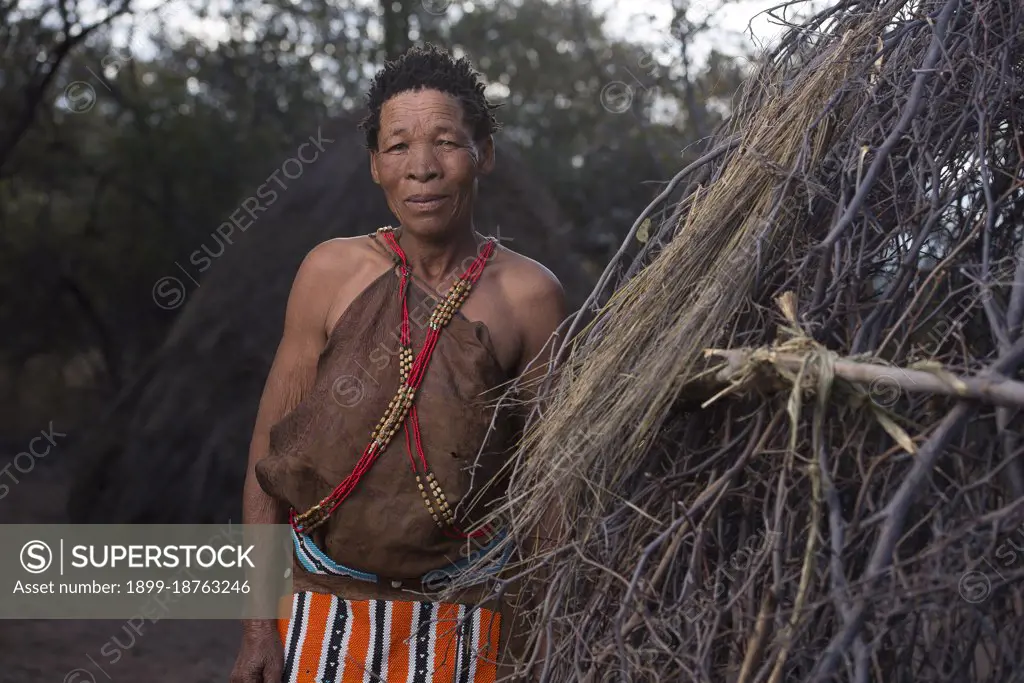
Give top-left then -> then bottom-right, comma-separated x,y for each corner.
492,245 -> 565,306
489,246 -> 568,375
300,235 -> 390,281
291,235 -> 394,335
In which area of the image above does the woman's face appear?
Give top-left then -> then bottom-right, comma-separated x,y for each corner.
370,88 -> 494,240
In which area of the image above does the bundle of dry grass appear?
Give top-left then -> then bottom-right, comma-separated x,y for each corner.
471,1 -> 1024,681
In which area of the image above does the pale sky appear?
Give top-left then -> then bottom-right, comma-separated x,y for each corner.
593,0 -> 792,64
113,0 -> 795,66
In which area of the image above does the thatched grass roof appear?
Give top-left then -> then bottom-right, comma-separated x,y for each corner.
479,1 -> 1024,681
66,113 -> 591,524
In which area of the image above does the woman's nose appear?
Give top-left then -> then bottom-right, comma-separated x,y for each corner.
406,143 -> 441,181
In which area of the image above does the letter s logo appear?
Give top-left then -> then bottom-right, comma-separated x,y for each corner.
63,82 -> 97,113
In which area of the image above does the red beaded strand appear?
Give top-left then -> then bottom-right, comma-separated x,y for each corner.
382,228 -> 495,540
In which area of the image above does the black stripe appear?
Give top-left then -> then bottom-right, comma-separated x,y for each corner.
456,607 -> 473,683
412,602 -> 434,683
282,592 -> 306,681
296,535 -> 334,575
369,600 -> 387,677
321,598 -> 349,681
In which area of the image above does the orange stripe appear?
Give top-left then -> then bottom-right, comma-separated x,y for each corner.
474,608 -> 502,683
431,603 -> 461,680
295,593 -> 333,682
278,596 -> 291,645
279,594 -> 293,620
387,600 -> 414,681
341,600 -> 371,683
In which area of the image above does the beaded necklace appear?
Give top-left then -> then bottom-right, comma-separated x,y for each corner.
291,226 -> 497,541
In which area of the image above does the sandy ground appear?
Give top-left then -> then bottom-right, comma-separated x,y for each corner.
0,457 -> 241,683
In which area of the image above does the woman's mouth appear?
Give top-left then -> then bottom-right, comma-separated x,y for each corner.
405,195 -> 448,212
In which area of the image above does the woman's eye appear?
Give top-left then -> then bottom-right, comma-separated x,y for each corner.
439,140 -> 458,148
388,143 -> 407,152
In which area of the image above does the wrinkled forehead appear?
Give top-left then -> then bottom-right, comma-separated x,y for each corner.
379,89 -> 471,138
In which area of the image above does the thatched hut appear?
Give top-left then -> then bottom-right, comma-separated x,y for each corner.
485,1 -> 1024,681
66,113 -> 591,524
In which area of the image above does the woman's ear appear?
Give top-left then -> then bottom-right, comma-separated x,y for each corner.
476,136 -> 495,175
369,150 -> 380,185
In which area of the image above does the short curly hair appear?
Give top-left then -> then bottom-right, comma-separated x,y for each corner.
359,44 -> 502,150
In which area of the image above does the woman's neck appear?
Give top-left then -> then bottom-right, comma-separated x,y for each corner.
397,226 -> 483,292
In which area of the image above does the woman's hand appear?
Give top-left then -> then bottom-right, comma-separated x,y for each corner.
229,622 -> 284,683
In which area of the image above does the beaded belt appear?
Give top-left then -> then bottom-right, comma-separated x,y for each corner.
292,528 -> 511,592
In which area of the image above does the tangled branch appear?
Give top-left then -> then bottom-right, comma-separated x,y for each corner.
471,1 -> 1024,681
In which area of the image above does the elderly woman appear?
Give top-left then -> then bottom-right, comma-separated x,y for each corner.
230,44 -> 567,683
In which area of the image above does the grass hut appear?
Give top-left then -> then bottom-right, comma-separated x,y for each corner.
489,1 -> 1024,681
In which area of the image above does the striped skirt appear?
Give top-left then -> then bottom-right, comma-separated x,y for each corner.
277,591 -> 502,683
